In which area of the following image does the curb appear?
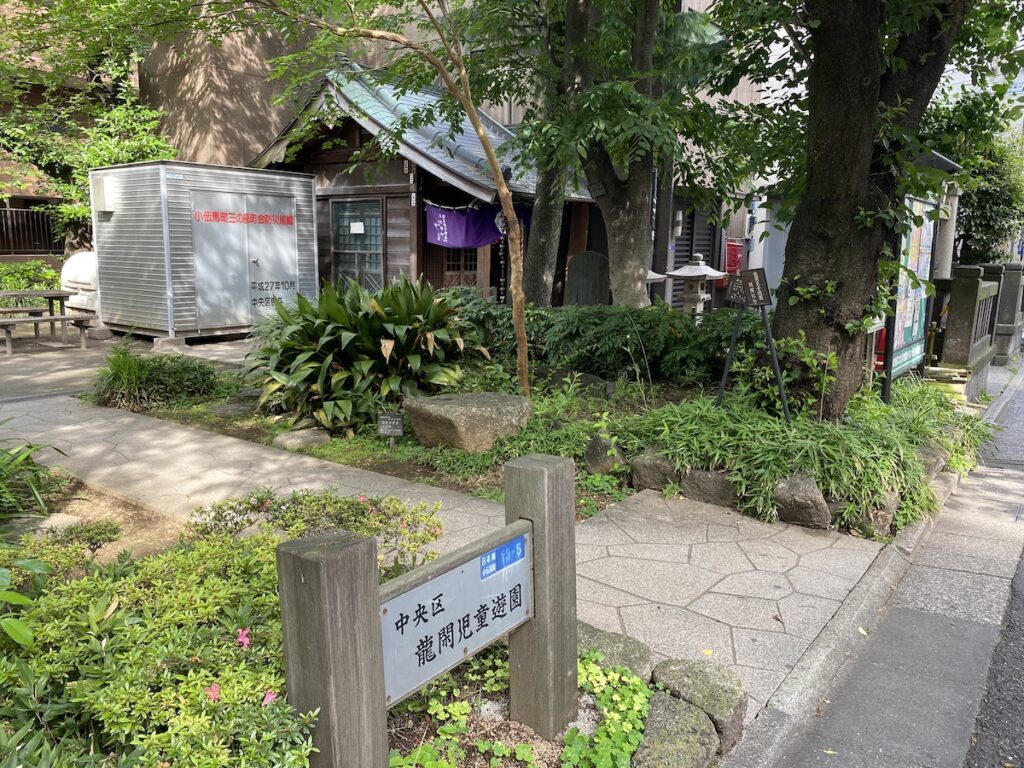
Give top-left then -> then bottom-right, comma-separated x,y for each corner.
721,472 -> 956,768
983,360 -> 1024,426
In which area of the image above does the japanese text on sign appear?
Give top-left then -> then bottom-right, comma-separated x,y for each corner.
380,533 -> 533,705
193,210 -> 295,225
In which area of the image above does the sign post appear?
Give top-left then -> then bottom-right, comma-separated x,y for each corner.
377,411 -> 405,452
716,269 -> 791,425
276,454 -> 578,767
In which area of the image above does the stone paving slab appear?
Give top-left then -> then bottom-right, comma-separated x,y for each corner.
576,491 -> 883,718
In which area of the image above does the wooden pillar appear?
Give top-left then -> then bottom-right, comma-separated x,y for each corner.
504,455 -> 578,739
277,532 -> 389,768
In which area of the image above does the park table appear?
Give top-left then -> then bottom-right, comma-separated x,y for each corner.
0,289 -> 77,343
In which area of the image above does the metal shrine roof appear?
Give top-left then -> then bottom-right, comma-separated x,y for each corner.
253,64 -> 589,203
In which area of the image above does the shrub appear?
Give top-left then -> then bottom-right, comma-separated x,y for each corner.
731,331 -> 838,417
0,535 -> 316,767
0,260 -> 60,308
249,278 -> 484,430
89,339 -> 218,411
0,486 -> 448,766
2,520 -> 122,589
604,378 -> 991,529
0,436 -> 50,519
444,290 -> 762,387
186,488 -> 443,581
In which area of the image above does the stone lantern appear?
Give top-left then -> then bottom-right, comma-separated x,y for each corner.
667,254 -> 727,317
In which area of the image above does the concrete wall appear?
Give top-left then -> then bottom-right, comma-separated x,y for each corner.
140,32 -> 299,167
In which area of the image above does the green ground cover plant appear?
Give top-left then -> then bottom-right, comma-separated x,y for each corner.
0,260 -> 60,308
0,438 -> 51,520
89,339 -> 218,412
0,490 -> 441,766
248,278 -> 486,431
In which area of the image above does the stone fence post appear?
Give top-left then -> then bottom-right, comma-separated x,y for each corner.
988,262 -> 1024,364
942,264 -> 999,400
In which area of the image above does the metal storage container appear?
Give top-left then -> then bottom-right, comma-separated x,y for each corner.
89,161 -> 318,339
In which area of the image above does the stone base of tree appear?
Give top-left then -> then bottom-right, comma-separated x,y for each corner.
773,471 -> 830,528
583,434 -> 628,476
404,393 -> 531,452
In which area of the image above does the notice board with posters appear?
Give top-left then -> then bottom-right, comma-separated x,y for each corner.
891,199 -> 937,377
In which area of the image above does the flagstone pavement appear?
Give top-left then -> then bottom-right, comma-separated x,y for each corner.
0,386 -> 882,722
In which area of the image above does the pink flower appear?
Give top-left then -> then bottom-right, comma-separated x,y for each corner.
237,627 -> 251,650
262,690 -> 279,706
358,495 -> 368,502
205,683 -> 220,702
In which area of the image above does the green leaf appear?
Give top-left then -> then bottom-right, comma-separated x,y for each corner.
0,590 -> 32,606
1,617 -> 33,646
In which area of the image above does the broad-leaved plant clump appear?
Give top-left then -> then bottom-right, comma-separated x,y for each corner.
250,278 -> 486,430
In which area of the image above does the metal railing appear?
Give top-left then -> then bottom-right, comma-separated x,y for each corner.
0,208 -> 61,254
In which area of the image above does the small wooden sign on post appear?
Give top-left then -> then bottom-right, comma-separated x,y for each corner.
377,411 -> 405,451
276,455 -> 578,768
716,269 -> 792,424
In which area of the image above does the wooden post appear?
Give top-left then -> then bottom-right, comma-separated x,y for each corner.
504,454 -> 578,739
276,531 -> 388,768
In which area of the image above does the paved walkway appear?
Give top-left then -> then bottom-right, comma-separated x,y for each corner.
767,369 -> 1024,768
576,493 -> 881,718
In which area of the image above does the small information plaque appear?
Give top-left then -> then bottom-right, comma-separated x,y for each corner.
740,268 -> 772,307
726,275 -> 747,305
377,412 -> 405,437
380,532 -> 534,704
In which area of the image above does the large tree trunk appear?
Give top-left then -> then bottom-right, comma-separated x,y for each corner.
523,161 -> 566,305
587,149 -> 653,307
773,0 -> 968,420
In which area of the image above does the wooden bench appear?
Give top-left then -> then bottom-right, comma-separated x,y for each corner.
0,306 -> 48,339
0,314 -> 93,356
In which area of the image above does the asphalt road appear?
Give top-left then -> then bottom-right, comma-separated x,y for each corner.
964,537 -> 1024,768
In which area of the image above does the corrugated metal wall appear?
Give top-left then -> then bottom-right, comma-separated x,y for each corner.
91,165 -> 170,330
91,161 -> 317,336
164,164 -> 318,329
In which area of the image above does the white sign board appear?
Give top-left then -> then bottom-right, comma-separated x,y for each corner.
380,532 -> 534,705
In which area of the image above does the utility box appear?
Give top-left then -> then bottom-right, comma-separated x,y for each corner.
90,161 -> 318,339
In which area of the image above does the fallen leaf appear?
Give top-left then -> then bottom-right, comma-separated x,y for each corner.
701,649 -> 714,656
822,749 -> 837,755
858,627 -> 869,636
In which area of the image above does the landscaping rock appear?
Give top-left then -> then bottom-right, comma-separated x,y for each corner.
576,620 -> 654,681
918,445 -> 950,481
652,659 -> 747,754
859,489 -> 899,535
631,449 -> 680,491
272,429 -> 330,450
631,692 -> 719,768
539,367 -> 611,396
404,393 -> 531,452
211,401 -> 256,417
826,498 -> 846,525
678,469 -> 737,509
234,387 -> 264,401
584,434 -> 627,476
773,471 -> 830,528
35,512 -> 83,532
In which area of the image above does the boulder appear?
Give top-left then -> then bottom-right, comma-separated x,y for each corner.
272,428 -> 330,450
233,387 -> 264,402
584,434 -> 628,476
35,513 -> 84,532
678,469 -> 737,509
652,659 -> 747,754
577,621 -> 654,681
918,445 -> 950,481
631,692 -> 719,768
859,489 -> 899,535
773,471 -> 830,528
631,449 -> 680,491
538,367 -> 612,396
404,393 -> 531,453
